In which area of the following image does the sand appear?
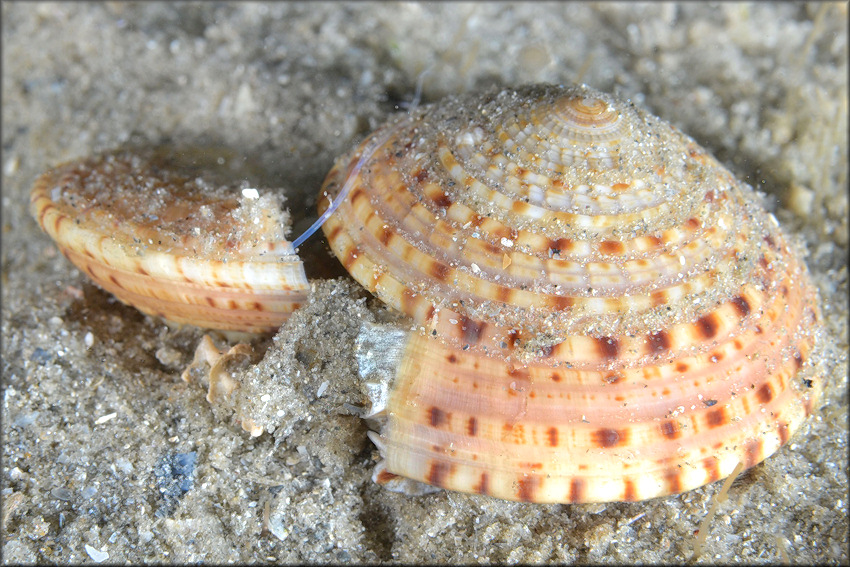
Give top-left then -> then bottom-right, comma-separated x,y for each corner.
2,2 -> 847,564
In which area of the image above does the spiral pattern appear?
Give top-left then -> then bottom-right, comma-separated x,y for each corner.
321,84 -> 822,502
30,148 -> 308,333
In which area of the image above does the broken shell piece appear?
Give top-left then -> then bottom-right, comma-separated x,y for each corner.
30,146 -> 309,333
367,432 -> 441,496
181,334 -> 263,437
354,322 -> 409,420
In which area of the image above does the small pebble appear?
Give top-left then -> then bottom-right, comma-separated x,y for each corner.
316,381 -> 329,397
155,346 -> 183,369
4,155 -> 19,175
50,487 -> 73,501
94,412 -> 117,425
84,544 -> 109,563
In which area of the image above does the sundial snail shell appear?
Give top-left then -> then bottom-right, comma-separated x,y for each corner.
30,146 -> 309,334
319,83 -> 822,503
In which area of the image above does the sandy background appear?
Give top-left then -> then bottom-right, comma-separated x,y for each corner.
2,2 -> 847,564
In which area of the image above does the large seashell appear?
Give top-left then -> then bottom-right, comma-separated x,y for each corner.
320,84 -> 822,503
30,147 -> 309,333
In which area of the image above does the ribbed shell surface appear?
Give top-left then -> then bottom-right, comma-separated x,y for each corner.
320,84 -> 822,503
30,148 -> 309,333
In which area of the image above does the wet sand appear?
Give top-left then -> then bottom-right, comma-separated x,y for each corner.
2,3 -> 847,564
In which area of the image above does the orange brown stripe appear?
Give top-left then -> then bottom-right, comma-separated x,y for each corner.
517,475 -> 540,502
426,461 -> 451,488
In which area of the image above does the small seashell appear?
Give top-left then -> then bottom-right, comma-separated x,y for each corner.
320,84 -> 823,503
30,146 -> 309,333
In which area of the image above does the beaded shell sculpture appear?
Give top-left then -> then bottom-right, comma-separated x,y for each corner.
319,84 -> 822,503
30,147 -> 308,333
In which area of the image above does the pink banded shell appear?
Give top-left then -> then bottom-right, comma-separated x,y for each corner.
320,84 -> 822,503
30,147 -> 308,333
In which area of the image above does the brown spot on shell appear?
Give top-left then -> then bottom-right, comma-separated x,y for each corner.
517,475 -> 540,502
647,235 -> 663,249
764,234 -> 776,249
665,469 -> 683,495
696,313 -> 720,339
744,439 -> 762,468
327,224 -> 342,243
467,416 -> 478,437
426,461 -> 452,488
349,186 -> 367,206
547,426 -> 558,447
432,191 -> 452,209
459,316 -> 484,345
482,240 -> 501,255
731,295 -> 751,317
569,478 -> 585,502
429,260 -> 450,281
375,469 -> 401,485
507,365 -> 530,381
702,456 -> 721,483
506,329 -> 520,349
423,305 -> 437,323
756,383 -> 774,405
550,295 -> 574,310
402,289 -> 421,320
660,420 -> 681,440
343,247 -> 360,270
593,428 -> 624,448
623,479 -> 637,501
428,407 -> 448,428
473,473 -> 489,495
597,336 -> 620,359
600,240 -> 625,255
777,421 -> 790,445
603,373 -> 623,385
551,237 -> 573,255
495,285 -> 512,303
707,407 -> 727,428
647,330 -> 671,354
